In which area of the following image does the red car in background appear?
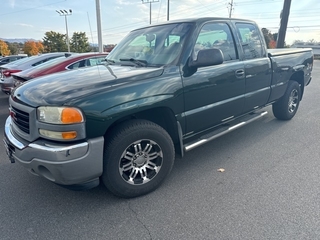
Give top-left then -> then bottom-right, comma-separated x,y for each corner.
12,52 -> 108,89
1,52 -> 72,94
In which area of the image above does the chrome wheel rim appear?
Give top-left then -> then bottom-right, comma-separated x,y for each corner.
288,89 -> 299,113
119,139 -> 163,185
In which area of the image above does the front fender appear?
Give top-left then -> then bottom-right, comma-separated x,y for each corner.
101,95 -> 173,117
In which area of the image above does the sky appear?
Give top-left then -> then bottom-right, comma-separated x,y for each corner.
0,0 -> 319,45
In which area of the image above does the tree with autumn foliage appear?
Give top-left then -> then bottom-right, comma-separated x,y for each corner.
268,39 -> 277,49
36,41 -> 44,53
23,41 -> 44,56
261,28 -> 274,49
0,40 -> 11,56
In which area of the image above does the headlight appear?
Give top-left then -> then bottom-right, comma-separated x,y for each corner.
37,106 -> 84,124
14,79 -> 24,88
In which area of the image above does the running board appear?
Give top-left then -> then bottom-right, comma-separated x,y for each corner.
184,111 -> 268,152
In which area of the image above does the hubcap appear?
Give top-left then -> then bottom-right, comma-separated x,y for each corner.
119,139 -> 163,185
288,89 -> 299,113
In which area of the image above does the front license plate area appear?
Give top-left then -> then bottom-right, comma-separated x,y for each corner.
3,138 -> 15,163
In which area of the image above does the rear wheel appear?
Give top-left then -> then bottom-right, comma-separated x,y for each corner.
102,119 -> 175,198
272,80 -> 301,120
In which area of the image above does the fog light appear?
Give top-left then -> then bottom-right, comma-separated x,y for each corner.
39,129 -> 77,140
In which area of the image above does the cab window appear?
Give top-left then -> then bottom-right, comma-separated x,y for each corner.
194,22 -> 238,61
236,23 -> 265,59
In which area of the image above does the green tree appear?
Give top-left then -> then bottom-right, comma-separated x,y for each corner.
43,31 -> 68,52
70,32 -> 90,53
7,42 -> 21,55
0,40 -> 10,56
272,33 -> 278,41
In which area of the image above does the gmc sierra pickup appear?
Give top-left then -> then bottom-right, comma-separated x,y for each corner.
3,18 -> 313,198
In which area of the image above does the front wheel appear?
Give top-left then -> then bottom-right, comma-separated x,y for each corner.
102,119 -> 175,198
272,80 -> 301,120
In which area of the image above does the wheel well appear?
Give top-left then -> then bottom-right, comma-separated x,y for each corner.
290,71 -> 304,99
104,107 -> 182,156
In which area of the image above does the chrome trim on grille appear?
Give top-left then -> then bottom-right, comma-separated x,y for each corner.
4,117 -> 26,150
9,96 -> 37,142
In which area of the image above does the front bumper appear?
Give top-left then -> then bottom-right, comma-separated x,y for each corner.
4,116 -> 104,186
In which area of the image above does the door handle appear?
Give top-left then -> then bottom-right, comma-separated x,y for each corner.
235,69 -> 245,78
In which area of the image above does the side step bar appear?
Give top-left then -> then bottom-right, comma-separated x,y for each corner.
184,111 -> 268,152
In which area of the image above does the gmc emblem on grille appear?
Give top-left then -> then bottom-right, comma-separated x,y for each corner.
9,109 -> 17,121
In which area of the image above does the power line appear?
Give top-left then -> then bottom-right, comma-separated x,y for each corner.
88,0 -> 319,44
266,25 -> 320,29
0,0 -> 67,16
141,0 -> 159,24
235,0 -> 282,5
90,1 -> 228,34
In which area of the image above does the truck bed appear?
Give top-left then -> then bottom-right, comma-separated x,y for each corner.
268,48 -> 313,57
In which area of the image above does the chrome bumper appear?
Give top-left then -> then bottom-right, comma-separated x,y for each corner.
4,116 -> 104,185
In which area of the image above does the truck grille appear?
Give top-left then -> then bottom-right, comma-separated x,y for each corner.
11,106 -> 30,134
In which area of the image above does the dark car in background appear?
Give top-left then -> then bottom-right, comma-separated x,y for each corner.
13,52 -> 108,88
0,55 -> 28,66
0,52 -> 72,94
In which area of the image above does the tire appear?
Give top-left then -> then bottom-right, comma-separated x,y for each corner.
102,119 -> 175,198
272,80 -> 301,120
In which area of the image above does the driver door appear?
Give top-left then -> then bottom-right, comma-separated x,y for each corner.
182,22 -> 246,135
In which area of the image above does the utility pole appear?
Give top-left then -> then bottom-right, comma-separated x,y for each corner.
141,0 -> 159,24
56,9 -> 72,52
228,0 -> 234,18
167,0 -> 169,21
276,0 -> 292,48
95,0 -> 103,53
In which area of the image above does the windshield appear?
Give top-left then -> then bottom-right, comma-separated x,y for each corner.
14,56 -> 68,76
27,56 -> 67,70
2,56 -> 32,67
107,23 -> 193,67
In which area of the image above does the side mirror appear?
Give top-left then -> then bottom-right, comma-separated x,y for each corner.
189,48 -> 224,68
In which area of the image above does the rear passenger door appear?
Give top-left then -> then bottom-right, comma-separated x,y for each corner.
182,21 -> 245,135
235,22 -> 272,113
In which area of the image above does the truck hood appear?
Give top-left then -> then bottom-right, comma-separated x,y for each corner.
12,65 -> 164,107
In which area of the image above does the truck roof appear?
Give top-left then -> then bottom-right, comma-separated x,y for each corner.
133,17 -> 256,31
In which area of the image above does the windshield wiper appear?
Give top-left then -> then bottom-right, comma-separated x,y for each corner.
105,59 -> 115,65
119,58 -> 147,67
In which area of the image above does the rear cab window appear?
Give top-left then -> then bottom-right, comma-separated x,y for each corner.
235,23 -> 266,60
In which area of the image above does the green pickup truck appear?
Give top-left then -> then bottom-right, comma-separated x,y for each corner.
4,18 -> 313,198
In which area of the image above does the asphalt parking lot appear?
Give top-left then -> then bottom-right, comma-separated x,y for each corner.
0,61 -> 320,240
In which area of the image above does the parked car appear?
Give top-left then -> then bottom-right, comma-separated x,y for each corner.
0,52 -> 72,94
0,55 -> 28,66
4,18 -> 313,198
12,52 -> 108,88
